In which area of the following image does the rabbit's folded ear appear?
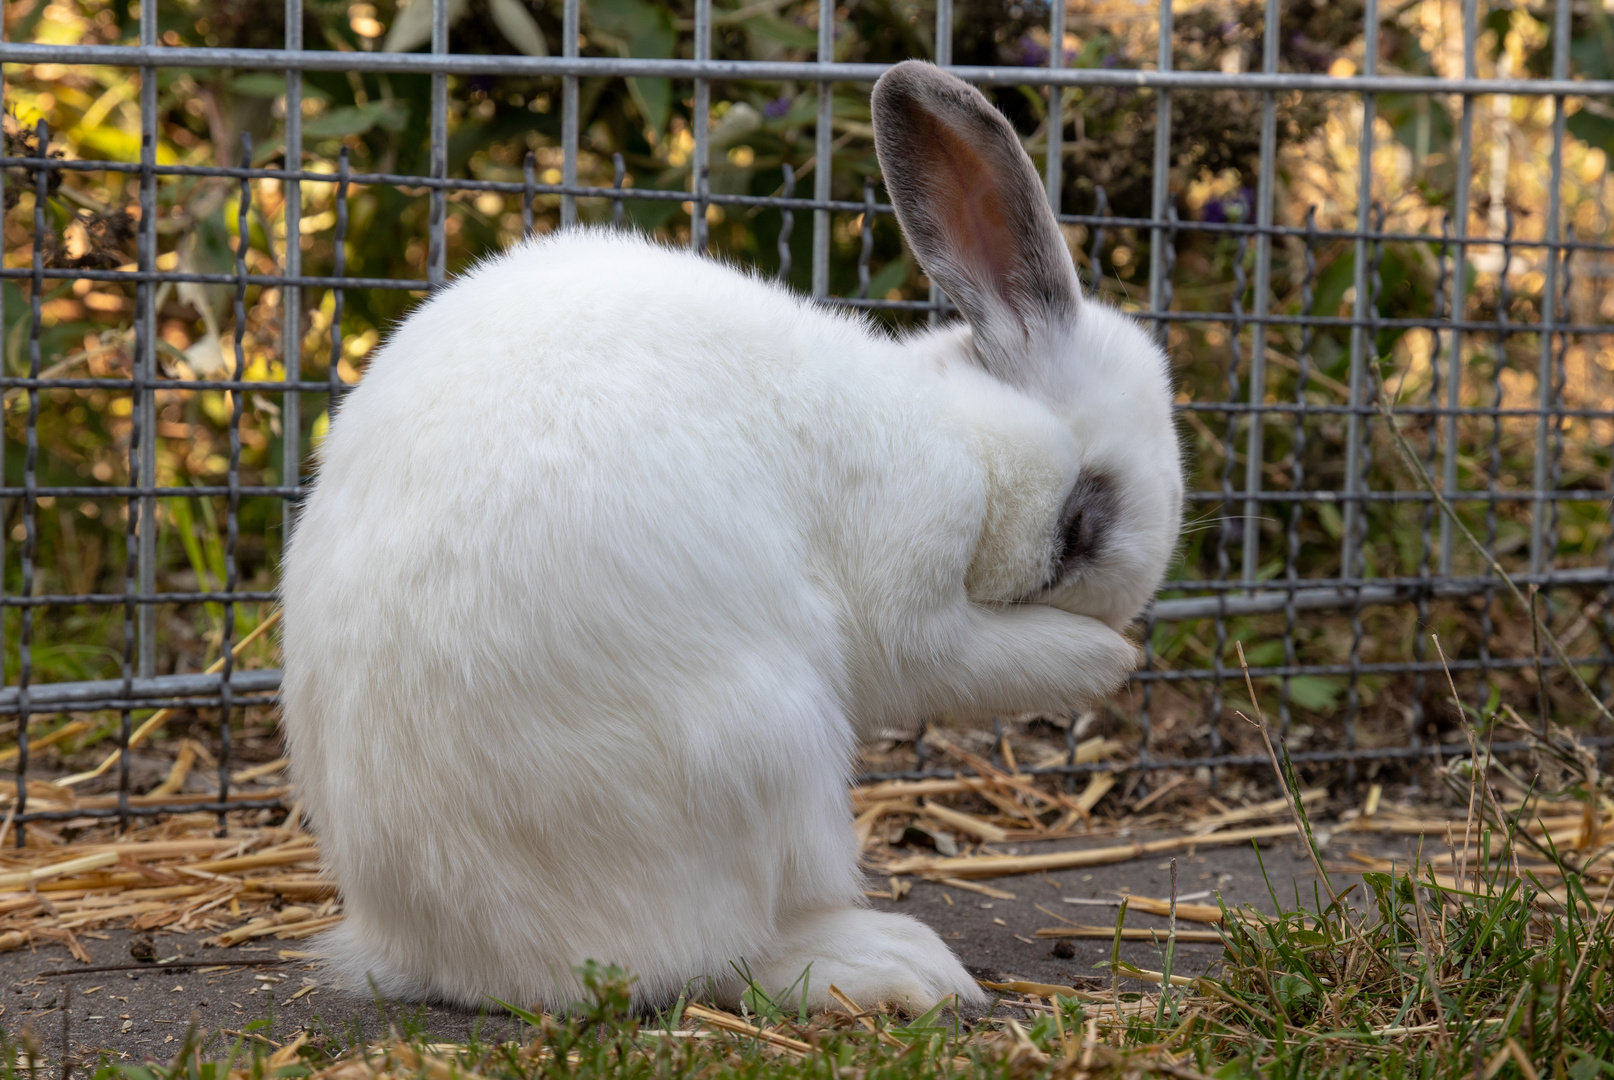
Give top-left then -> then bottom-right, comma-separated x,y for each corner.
872,60 -> 1079,388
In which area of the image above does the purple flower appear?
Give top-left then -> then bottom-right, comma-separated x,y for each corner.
1016,34 -> 1049,67
1201,187 -> 1254,224
764,95 -> 792,119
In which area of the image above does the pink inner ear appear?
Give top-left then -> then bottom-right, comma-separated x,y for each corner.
904,104 -> 1021,313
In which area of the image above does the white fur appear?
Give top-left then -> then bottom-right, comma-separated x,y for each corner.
281,76 -> 1181,1019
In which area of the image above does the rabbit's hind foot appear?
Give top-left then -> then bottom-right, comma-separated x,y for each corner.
746,908 -> 987,1016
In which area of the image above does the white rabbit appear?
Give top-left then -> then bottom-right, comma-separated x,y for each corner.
278,60 -> 1183,1015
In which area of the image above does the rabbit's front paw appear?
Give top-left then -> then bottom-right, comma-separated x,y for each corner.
746,908 -> 986,1014
989,607 -> 1139,708
1074,616 -> 1140,695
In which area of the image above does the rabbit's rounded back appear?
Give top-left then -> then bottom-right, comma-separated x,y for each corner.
280,232 -> 1000,1006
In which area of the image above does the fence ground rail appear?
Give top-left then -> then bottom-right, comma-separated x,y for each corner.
2,0 -> 1613,837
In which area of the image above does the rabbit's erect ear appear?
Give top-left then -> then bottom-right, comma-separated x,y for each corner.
872,61 -> 1079,387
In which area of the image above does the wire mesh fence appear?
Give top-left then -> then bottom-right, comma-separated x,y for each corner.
2,0 -> 1613,835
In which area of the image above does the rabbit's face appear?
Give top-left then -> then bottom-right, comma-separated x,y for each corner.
874,61 -> 1184,631
1035,302 -> 1184,629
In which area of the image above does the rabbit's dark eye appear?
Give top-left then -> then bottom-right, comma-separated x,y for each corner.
1062,510 -> 1094,563
1052,472 -> 1117,582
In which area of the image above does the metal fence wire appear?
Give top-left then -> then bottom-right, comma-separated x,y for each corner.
2,0 -> 1613,837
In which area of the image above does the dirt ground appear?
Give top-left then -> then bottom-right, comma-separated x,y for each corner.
0,823 -> 1419,1067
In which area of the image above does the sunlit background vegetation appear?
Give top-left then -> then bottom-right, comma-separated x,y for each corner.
2,0 -> 1613,781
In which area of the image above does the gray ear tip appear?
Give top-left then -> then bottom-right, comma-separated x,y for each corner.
872,59 -> 959,103
881,58 -> 940,78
